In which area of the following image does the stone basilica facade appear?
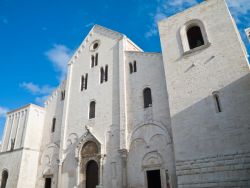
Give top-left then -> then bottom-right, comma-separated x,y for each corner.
0,0 -> 250,188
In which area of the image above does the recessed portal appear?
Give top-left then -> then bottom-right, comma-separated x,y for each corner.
86,160 -> 99,188
44,178 -> 52,188
147,170 -> 161,188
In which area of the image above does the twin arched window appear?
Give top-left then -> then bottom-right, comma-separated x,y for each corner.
129,61 -> 137,74
100,65 -> 108,83
91,53 -> 98,67
81,74 -> 88,91
143,88 -> 152,108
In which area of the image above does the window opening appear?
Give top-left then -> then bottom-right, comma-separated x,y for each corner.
187,26 -> 204,49
144,88 -> 152,108
89,101 -> 96,119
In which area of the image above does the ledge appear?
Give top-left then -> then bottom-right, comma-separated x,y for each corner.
183,42 -> 211,56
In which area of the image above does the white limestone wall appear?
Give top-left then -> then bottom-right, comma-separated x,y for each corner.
36,83 -> 65,188
0,150 -> 22,188
23,105 -> 45,150
125,52 -> 176,188
0,104 -> 45,188
60,27 -> 123,188
1,105 -> 30,152
159,0 -> 250,187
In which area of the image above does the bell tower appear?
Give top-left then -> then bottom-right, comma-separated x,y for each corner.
159,0 -> 250,187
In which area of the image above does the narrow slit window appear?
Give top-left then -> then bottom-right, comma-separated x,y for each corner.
52,118 -> 56,133
85,73 -> 88,90
133,61 -> 137,72
89,101 -> 96,119
1,170 -> 8,188
213,92 -> 222,113
95,53 -> 98,66
105,65 -> 108,82
91,55 -> 95,68
129,63 -> 133,74
81,75 -> 85,91
61,90 -> 65,101
187,26 -> 204,49
143,88 -> 152,108
100,67 -> 105,83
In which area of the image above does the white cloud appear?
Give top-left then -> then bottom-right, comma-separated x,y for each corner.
226,0 -> 250,23
145,0 -> 250,38
20,82 -> 55,105
20,82 -> 55,95
0,107 -> 9,118
145,11 -> 166,38
227,0 -> 250,15
166,0 -> 198,7
145,0 -> 198,38
45,44 -> 72,81
35,95 -> 50,105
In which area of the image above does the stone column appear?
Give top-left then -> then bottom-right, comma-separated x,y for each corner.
119,149 -> 128,188
96,155 -> 105,188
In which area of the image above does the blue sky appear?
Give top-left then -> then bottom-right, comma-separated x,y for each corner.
0,0 -> 249,138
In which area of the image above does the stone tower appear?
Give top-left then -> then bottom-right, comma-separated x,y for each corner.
159,0 -> 250,187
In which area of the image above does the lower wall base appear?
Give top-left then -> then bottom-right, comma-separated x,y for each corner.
176,151 -> 250,188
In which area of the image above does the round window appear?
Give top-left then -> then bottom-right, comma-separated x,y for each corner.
90,40 -> 100,51
93,43 -> 99,49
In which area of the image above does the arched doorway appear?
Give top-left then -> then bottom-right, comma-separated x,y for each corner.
86,160 -> 98,188
78,140 -> 100,188
0,170 -> 8,188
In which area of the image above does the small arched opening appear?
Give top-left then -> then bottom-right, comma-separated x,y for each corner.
187,26 -> 204,49
0,170 -> 8,188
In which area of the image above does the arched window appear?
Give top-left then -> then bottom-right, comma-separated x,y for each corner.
129,63 -> 133,74
133,61 -> 137,72
89,101 -> 96,119
143,88 -> 152,108
91,55 -> 95,68
81,74 -> 88,91
1,170 -> 8,188
213,92 -> 222,113
100,66 -> 108,83
51,118 -> 56,133
180,20 -> 209,53
187,26 -> 205,49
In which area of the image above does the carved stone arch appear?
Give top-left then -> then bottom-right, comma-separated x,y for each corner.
75,130 -> 102,188
67,133 -> 79,147
129,138 -> 147,152
41,143 -> 60,166
75,132 -> 101,161
42,165 -> 53,177
129,122 -> 172,150
142,151 -> 163,168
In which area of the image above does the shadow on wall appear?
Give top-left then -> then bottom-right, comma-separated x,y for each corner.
171,73 -> 250,186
